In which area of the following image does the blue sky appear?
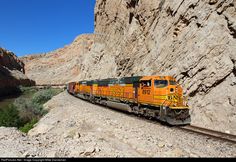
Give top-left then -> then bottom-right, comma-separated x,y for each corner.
0,0 -> 96,56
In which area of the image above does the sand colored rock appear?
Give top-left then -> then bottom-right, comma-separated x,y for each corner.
21,0 -> 236,134
0,48 -> 35,96
20,34 -> 95,85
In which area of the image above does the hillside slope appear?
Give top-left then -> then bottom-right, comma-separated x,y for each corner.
21,0 -> 236,134
0,92 -> 235,157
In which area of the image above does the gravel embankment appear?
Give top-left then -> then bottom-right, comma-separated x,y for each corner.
0,91 -> 235,157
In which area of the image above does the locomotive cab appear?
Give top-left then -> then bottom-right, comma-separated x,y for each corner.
153,76 -> 188,108
139,76 -> 190,125
154,76 -> 190,125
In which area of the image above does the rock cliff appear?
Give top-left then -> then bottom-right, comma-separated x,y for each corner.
21,34 -> 95,85
21,0 -> 236,134
0,48 -> 35,97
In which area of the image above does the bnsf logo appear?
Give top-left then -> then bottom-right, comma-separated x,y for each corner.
168,95 -> 178,100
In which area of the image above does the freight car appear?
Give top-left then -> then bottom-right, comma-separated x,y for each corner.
67,76 -> 191,125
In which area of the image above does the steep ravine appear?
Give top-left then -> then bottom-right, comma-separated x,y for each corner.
21,0 -> 236,134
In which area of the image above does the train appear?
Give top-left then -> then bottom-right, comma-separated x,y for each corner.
67,76 -> 191,125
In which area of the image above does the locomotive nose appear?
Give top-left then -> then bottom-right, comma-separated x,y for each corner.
169,85 -> 178,94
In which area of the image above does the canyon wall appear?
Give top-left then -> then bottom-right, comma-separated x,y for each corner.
22,0 -> 236,134
0,48 -> 35,97
91,0 -> 236,134
21,34 -> 95,85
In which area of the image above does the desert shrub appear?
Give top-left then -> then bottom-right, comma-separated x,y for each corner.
14,98 -> 43,115
19,86 -> 37,94
32,89 -> 58,105
13,98 -> 35,124
0,104 -> 20,127
1,87 -> 61,132
13,98 -> 47,125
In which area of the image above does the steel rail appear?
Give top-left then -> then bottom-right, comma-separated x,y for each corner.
179,125 -> 236,144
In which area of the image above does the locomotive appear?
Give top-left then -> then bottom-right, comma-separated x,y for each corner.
67,76 -> 191,125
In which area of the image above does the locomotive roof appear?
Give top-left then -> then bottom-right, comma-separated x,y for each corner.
119,76 -> 143,84
77,76 -> 176,84
140,76 -> 175,80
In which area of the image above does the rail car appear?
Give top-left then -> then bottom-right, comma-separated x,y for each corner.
67,76 -> 191,125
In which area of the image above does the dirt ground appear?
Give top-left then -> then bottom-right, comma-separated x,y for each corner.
0,91 -> 235,157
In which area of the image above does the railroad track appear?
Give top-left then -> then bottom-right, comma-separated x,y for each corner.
126,111 -> 236,144
179,125 -> 236,144
108,108 -> 236,144
35,84 -> 66,87
34,84 -> 66,89
69,92 -> 236,144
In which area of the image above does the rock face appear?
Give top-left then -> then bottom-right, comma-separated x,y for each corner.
93,0 -> 236,134
20,34 -> 95,85
22,0 -> 236,134
0,48 -> 35,97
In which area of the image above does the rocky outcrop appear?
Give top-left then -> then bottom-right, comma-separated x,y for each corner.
91,0 -> 236,134
21,0 -> 236,134
0,48 -> 35,97
20,34 -> 95,85
0,48 -> 25,73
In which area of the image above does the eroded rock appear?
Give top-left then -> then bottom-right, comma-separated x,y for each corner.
21,0 -> 236,134
0,48 -> 35,96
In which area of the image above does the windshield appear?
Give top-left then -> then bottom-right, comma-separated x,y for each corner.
154,80 -> 168,88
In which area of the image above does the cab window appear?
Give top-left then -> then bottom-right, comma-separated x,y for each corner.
154,80 -> 168,88
140,80 -> 152,87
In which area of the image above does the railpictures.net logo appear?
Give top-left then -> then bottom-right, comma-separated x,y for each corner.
0,159 -> 67,162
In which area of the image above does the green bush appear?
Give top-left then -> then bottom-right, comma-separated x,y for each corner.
19,86 -> 37,94
14,99 -> 35,124
19,118 -> 38,133
13,98 -> 47,125
0,104 -> 20,127
32,89 -> 58,105
0,87 -> 62,132
14,98 -> 43,115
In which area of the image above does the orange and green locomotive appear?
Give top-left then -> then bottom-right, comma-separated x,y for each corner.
67,76 -> 191,125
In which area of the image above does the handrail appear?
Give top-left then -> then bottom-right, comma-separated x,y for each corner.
161,98 -> 167,107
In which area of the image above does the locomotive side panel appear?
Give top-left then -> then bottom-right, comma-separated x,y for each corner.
108,84 -> 123,99
79,81 -> 91,95
138,78 -> 154,105
122,84 -> 135,101
118,76 -> 142,102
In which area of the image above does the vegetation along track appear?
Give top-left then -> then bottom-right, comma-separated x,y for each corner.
179,125 -> 236,144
